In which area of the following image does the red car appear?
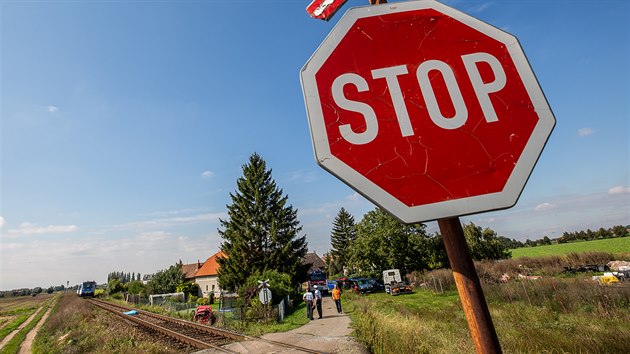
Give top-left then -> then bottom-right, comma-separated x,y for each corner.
192,305 -> 216,325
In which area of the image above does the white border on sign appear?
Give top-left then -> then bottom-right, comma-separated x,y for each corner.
300,0 -> 556,224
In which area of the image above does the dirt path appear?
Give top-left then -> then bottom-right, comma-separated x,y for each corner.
0,308 -> 41,350
18,307 -> 52,354
203,296 -> 368,354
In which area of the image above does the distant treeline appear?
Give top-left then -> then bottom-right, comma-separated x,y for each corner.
107,271 -> 147,283
0,284 -> 67,298
506,225 -> 629,249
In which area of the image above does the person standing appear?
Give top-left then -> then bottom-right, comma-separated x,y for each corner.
314,285 -> 323,319
332,284 -> 342,314
303,289 -> 314,320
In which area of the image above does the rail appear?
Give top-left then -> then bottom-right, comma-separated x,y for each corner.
88,298 -> 325,353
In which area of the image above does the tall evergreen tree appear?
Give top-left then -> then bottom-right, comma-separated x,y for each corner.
217,153 -> 309,291
329,207 -> 356,275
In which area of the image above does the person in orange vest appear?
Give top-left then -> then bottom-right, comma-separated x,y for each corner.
332,284 -> 342,314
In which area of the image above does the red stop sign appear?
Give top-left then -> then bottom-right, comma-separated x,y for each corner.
301,1 -> 555,223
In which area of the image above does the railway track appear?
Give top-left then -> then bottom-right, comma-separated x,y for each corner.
88,298 -> 325,353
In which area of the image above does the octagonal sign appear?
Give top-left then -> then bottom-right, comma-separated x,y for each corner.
301,1 -> 555,224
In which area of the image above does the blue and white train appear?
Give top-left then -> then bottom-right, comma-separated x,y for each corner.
77,281 -> 97,297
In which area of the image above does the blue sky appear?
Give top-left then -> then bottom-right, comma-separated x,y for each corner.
1,0 -> 628,290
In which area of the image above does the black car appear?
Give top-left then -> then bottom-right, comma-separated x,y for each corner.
350,277 -> 373,294
368,278 -> 385,291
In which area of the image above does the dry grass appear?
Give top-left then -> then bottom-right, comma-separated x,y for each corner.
353,253 -> 630,353
32,294 -> 186,353
484,277 -> 630,315
409,252 -> 623,291
348,284 -> 630,353
349,293 -> 471,354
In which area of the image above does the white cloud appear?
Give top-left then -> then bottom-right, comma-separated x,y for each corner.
46,105 -> 59,112
6,222 -> 78,237
0,229 -> 222,290
467,2 -> 494,14
201,171 -> 215,179
113,212 -> 225,231
286,169 -> 318,183
0,216 -> 5,228
578,127 -> 593,137
608,186 -> 630,195
476,217 -> 496,223
137,231 -> 171,242
534,202 -> 557,212
465,188 -> 629,242
345,192 -> 361,202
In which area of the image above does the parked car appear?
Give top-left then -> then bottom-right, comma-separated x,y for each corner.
335,277 -> 353,290
350,277 -> 374,294
368,278 -> 385,291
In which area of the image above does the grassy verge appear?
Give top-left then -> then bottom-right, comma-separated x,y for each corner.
32,294 -> 183,353
1,305 -> 49,354
345,290 -> 471,353
0,308 -> 37,341
230,301 -> 310,336
510,237 -> 630,259
346,278 -> 630,353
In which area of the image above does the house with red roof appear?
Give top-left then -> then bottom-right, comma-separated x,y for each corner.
195,251 -> 225,299
180,259 -> 204,282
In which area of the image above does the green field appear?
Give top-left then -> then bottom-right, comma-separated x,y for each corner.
510,237 -> 629,259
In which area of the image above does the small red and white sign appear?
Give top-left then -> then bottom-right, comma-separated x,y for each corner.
306,0 -> 348,21
301,1 -> 555,223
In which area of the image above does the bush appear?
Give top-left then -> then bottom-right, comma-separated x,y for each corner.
239,270 -> 293,306
197,297 -> 209,305
177,281 -> 200,299
127,280 -> 145,295
242,298 -> 279,322
107,278 -> 125,295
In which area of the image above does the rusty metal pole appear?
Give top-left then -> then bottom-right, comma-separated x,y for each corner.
364,1 -> 498,351
439,217 -> 502,354
362,1 -> 499,351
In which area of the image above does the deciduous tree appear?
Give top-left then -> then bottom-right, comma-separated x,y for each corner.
350,208 -> 431,276
145,263 -> 184,295
462,222 -> 511,260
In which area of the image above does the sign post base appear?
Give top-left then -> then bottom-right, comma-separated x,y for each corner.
439,217 -> 502,354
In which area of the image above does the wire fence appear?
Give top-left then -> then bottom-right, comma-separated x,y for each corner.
122,293 -> 294,324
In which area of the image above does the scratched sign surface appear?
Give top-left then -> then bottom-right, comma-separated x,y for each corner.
301,1 -> 555,223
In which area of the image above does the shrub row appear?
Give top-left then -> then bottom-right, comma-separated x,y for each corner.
409,251 -> 625,291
